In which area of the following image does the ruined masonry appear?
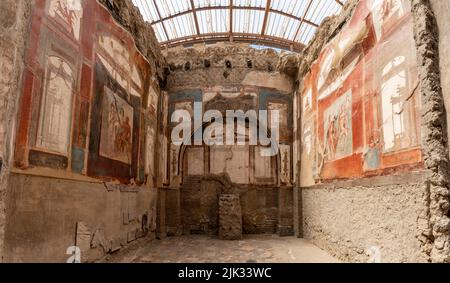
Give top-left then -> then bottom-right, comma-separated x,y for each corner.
219,194 -> 242,241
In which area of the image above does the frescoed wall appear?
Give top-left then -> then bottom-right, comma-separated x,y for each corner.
296,0 -> 436,263
166,86 -> 293,186
159,43 -> 300,236
161,73 -> 295,235
299,0 -> 421,186
4,0 -> 162,262
14,0 -> 158,184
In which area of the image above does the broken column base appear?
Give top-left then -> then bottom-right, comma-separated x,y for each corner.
219,194 -> 242,240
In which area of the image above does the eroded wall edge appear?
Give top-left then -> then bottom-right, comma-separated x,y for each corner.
411,0 -> 450,263
0,0 -> 34,263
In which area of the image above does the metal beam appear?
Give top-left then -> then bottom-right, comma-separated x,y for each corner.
142,0 -> 344,52
261,0 -> 271,35
189,0 -> 201,35
150,6 -> 319,28
159,32 -> 305,52
152,0 -> 170,41
229,0 -> 233,42
292,0 -> 314,44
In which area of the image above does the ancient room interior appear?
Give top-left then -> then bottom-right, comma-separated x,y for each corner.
0,0 -> 449,263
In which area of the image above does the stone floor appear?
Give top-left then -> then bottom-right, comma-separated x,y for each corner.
106,235 -> 339,263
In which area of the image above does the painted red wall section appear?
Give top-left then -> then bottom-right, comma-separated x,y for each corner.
14,0 -> 157,185
300,0 -> 423,184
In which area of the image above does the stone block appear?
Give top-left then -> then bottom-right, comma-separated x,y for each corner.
127,230 -> 137,243
219,194 -> 242,240
110,239 -> 121,253
123,211 -> 128,225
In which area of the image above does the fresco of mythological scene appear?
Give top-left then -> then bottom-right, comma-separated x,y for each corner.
15,0 -> 159,186
300,0 -> 421,186
99,87 -> 134,164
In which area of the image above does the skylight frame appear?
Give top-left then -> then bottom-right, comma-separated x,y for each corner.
133,0 -> 346,52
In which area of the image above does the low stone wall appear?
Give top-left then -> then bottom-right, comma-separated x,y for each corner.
165,179 -> 294,237
302,173 -> 429,263
3,173 -> 157,263
242,187 -> 294,235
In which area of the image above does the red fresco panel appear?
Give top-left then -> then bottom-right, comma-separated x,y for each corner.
15,0 -> 155,184
300,0 -> 423,183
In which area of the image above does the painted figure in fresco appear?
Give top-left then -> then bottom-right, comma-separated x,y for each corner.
48,0 -> 83,40
369,0 -> 407,42
325,115 -> 338,160
117,116 -> 132,154
315,0 -> 404,101
323,91 -> 353,161
364,131 -> 381,170
108,103 -> 130,156
108,102 -> 120,137
338,104 -> 349,141
100,88 -> 134,164
56,1 -> 77,36
113,107 -> 131,157
113,107 -> 124,152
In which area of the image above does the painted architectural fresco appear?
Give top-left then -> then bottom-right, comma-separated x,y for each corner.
157,91 -> 169,186
166,86 -> 292,186
299,0 -> 421,186
254,146 -> 275,184
36,56 -> 75,155
15,0 -> 159,185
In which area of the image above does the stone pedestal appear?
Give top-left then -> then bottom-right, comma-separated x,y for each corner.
219,194 -> 242,240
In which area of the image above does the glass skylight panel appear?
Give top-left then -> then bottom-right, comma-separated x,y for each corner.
196,0 -> 230,8
250,9 -> 266,34
233,7 -> 265,34
234,0 -> 266,8
271,0 -> 309,19
132,0 -> 159,22
153,22 -> 168,42
133,0 -> 346,50
298,24 -> 317,44
154,0 -> 191,18
164,13 -> 197,40
266,13 -> 296,39
233,8 -> 242,33
306,0 -> 339,25
197,9 -> 229,34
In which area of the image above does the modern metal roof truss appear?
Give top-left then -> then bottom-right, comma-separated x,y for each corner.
133,0 -> 346,52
